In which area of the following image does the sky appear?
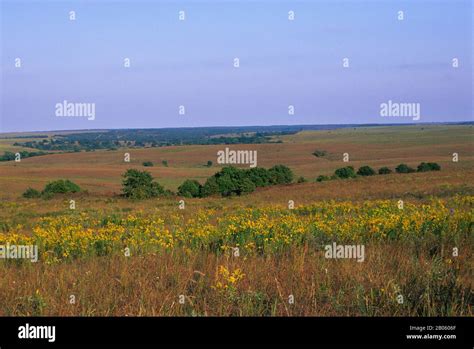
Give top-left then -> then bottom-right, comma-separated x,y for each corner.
0,0 -> 472,132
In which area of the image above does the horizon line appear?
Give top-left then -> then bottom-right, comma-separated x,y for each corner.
1,121 -> 473,136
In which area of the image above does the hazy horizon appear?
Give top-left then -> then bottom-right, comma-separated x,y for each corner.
1,120 -> 472,136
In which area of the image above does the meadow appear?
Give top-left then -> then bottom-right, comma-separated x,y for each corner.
0,124 -> 472,316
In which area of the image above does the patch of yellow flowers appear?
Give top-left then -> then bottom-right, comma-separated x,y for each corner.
0,196 -> 471,263
212,265 -> 245,291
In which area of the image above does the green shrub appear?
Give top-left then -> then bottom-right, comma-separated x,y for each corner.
268,165 -> 294,184
395,164 -> 416,173
206,160 -> 213,167
201,176 -> 220,197
214,167 -> 251,196
43,179 -> 81,194
297,176 -> 307,183
178,179 -> 202,198
237,178 -> 256,195
417,162 -> 441,172
22,187 -> 41,198
334,166 -> 356,179
122,169 -> 164,199
162,160 -> 168,167
357,166 -> 376,176
246,167 -> 272,187
312,150 -> 327,157
316,175 -> 330,182
378,167 -> 392,175
142,161 -> 154,167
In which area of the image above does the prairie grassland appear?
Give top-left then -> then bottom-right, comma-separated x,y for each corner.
0,242 -> 472,316
0,196 -> 472,316
0,125 -> 472,197
0,125 -> 472,316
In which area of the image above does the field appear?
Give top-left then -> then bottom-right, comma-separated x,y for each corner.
0,124 -> 472,316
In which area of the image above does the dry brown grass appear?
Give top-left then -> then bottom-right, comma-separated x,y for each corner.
0,125 -> 472,198
0,242 -> 471,316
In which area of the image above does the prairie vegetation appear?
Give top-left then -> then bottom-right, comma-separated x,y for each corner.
0,124 -> 472,316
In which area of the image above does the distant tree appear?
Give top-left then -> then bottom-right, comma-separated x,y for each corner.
0,151 -> 17,161
178,179 -> 202,198
357,166 -> 376,176
417,162 -> 441,172
395,164 -> 416,174
142,161 -> 154,167
162,160 -> 168,167
122,169 -> 164,199
334,166 -> 356,179
428,162 -> 441,171
206,160 -> 213,167
378,167 -> 392,175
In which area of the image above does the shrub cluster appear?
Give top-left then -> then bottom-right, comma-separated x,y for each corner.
417,162 -> 441,172
395,163 -> 416,173
180,165 -> 294,198
316,162 -> 441,183
0,150 -> 49,162
23,179 -> 81,199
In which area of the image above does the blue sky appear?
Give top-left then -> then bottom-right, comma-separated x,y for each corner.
1,0 -> 472,132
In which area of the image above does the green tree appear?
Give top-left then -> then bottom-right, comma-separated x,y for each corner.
357,166 -> 376,176
268,165 -> 294,184
122,169 -> 164,199
417,162 -> 441,172
334,166 -> 356,179
395,164 -> 416,174
246,167 -> 272,187
378,167 -> 392,175
178,179 -> 202,198
237,178 -> 256,195
201,176 -> 220,197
